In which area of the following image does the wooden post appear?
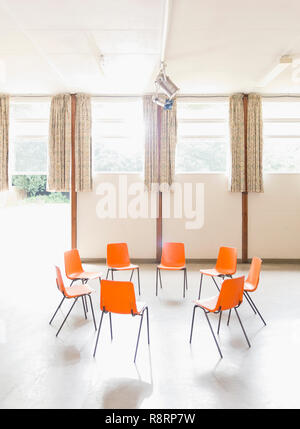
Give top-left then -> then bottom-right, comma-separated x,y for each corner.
71,94 -> 77,249
156,106 -> 163,262
242,94 -> 248,263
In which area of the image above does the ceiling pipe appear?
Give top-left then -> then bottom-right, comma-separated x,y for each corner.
160,0 -> 172,64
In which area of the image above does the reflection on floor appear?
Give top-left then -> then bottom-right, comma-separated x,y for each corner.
0,262 -> 299,409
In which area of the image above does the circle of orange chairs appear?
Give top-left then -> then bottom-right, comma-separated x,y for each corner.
49,243 -> 266,361
190,276 -> 250,359
156,242 -> 188,298
106,243 -> 141,296
49,266 -> 97,337
93,280 -> 150,363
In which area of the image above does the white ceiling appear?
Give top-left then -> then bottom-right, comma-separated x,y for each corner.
1,0 -> 300,95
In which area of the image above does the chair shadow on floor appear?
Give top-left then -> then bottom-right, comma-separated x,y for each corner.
102,378 -> 153,409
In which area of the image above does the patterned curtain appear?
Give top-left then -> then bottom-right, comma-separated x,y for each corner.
0,94 -> 9,192
230,93 -> 246,192
143,95 -> 177,191
144,95 -> 159,191
75,93 -> 92,192
48,94 -> 71,191
247,93 -> 264,193
160,100 -> 177,190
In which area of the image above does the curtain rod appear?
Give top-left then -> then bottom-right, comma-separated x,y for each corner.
10,94 -> 230,99
9,93 -> 300,99
261,94 -> 300,98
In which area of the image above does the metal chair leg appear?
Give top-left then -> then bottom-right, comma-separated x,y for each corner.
155,268 -> 158,296
109,312 -> 113,341
185,268 -> 188,290
82,296 -> 87,319
198,273 -> 203,300
246,292 -> 266,326
212,276 -> 220,291
93,311 -> 104,357
234,308 -> 251,348
134,313 -> 144,363
130,270 -> 134,281
243,291 -> 257,315
106,269 -> 110,280
49,296 -> 65,325
56,298 -> 78,337
227,309 -> 232,326
217,311 -> 222,335
88,294 -> 97,331
189,305 -> 197,343
203,310 -> 223,359
111,270 -> 114,280
145,307 -> 150,345
81,280 -> 88,313
158,269 -> 162,289
137,268 -> 141,296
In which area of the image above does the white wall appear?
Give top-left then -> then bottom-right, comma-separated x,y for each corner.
162,174 -> 242,259
78,173 -> 242,260
249,174 -> 300,259
77,174 -> 156,259
78,173 -> 300,260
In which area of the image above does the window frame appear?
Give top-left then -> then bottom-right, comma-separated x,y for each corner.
262,97 -> 300,174
91,96 -> 144,175
176,97 -> 230,174
9,97 -> 50,176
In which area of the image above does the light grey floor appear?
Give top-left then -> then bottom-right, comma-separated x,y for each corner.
0,261 -> 299,409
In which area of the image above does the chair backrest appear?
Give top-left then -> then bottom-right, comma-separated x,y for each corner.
161,242 -> 186,267
55,266 -> 67,295
107,243 -> 131,268
100,280 -> 138,315
215,246 -> 237,275
64,249 -> 83,277
246,257 -> 262,291
215,276 -> 245,311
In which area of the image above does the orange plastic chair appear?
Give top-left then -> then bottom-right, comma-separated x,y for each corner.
65,249 -> 102,315
93,280 -> 150,362
106,243 -> 141,295
64,249 -> 102,285
156,243 -> 188,298
49,266 -> 97,337
244,257 -> 266,326
190,276 -> 250,358
198,246 -> 237,299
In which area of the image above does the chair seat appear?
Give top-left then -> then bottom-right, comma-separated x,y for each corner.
65,284 -> 94,298
109,264 -> 139,271
68,271 -> 102,281
195,296 -> 218,312
158,264 -> 185,271
200,268 -> 229,277
244,281 -> 256,292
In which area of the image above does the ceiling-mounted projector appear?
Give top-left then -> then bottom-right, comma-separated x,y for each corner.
152,62 -> 179,110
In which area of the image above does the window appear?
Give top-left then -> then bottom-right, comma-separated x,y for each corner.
176,99 -> 229,173
263,99 -> 300,173
9,98 -> 69,203
92,98 -> 144,173
10,98 -> 50,174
